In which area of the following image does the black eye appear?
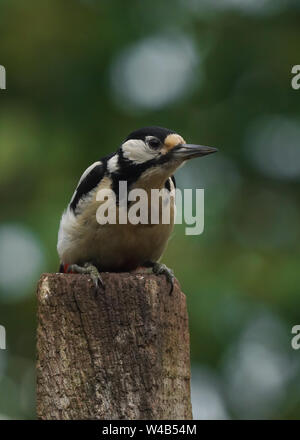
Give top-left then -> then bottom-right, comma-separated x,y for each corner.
148,138 -> 161,149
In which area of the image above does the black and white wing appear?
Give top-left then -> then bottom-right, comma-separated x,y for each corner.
69,161 -> 105,214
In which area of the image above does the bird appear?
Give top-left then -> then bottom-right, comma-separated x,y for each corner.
57,126 -> 217,293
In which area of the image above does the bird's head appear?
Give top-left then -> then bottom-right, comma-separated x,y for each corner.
114,126 -> 218,187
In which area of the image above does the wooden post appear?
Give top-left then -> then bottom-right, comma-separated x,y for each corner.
36,272 -> 192,420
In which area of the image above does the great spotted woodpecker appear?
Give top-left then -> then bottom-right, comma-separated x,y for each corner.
57,126 -> 217,292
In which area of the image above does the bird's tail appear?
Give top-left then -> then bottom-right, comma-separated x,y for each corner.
59,263 -> 64,273
59,263 -> 73,273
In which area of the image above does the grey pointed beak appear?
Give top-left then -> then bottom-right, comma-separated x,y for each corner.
172,143 -> 218,160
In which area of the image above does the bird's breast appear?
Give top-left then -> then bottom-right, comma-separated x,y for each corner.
58,173 -> 176,271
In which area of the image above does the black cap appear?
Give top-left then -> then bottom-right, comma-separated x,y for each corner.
125,126 -> 175,143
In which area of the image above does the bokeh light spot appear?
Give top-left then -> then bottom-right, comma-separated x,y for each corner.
185,0 -> 286,16
191,367 -> 229,420
110,34 -> 199,111
0,224 -> 45,301
245,116 -> 300,180
222,312 -> 297,418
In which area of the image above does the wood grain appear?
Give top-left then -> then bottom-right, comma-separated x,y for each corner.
37,272 -> 192,420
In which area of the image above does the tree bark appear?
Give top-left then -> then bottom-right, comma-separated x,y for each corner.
36,272 -> 192,420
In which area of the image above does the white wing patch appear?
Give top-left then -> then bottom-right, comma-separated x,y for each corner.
122,139 -> 157,164
69,161 -> 102,206
77,161 -> 102,186
107,154 -> 119,173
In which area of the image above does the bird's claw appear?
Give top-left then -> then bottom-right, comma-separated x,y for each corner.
67,262 -> 104,293
152,262 -> 175,295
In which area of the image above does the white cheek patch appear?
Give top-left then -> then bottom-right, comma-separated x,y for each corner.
122,139 -> 157,164
107,154 -> 119,173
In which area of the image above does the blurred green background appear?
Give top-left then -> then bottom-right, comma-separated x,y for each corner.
1,0 -> 300,420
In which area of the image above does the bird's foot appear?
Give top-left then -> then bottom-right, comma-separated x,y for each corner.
145,262 -> 175,295
67,262 -> 104,292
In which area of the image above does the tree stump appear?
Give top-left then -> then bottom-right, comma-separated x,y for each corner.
36,272 -> 192,420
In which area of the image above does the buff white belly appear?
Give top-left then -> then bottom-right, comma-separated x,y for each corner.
57,200 -> 175,271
